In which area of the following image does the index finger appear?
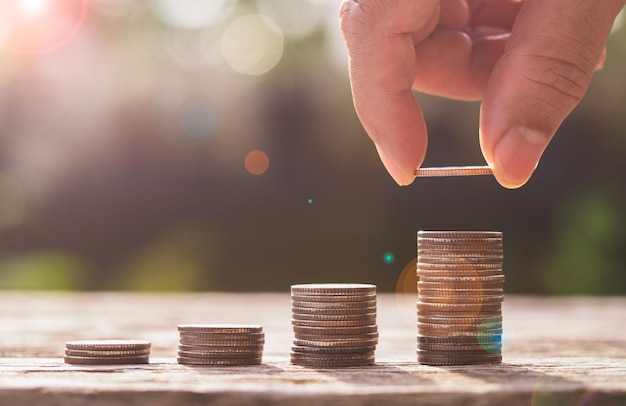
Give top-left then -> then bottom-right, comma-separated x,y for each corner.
339,0 -> 440,186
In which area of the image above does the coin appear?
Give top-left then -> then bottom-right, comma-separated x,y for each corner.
418,343 -> 501,352
177,324 -> 263,334
64,355 -> 150,365
293,338 -> 379,348
292,312 -> 377,322
294,332 -> 379,341
418,334 -> 502,345
418,295 -> 504,304
178,344 -> 262,352
291,300 -> 377,309
291,345 -> 377,354
417,262 -> 502,270
178,332 -> 265,340
291,284 -> 376,296
177,356 -> 262,366
290,351 -> 375,360
292,307 -> 377,317
418,275 -> 505,283
65,349 -> 151,357
418,230 -> 502,237
290,356 -> 375,368
177,350 -> 263,359
178,339 -> 265,349
417,289 -> 502,298
292,318 -> 376,328
293,325 -> 378,335
65,340 -> 151,351
417,353 -> 502,366
291,294 -> 377,303
418,315 -> 503,324
417,281 -> 504,290
414,166 -> 493,177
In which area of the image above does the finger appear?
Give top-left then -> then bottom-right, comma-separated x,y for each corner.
412,30 -> 509,100
479,0 -> 625,188
340,0 -> 440,186
468,0 -> 525,29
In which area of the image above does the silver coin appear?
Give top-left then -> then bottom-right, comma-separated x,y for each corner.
177,356 -> 262,366
292,307 -> 377,316
417,231 -> 502,239
418,295 -> 504,304
177,350 -> 263,359
291,293 -> 377,302
292,312 -> 377,322
178,344 -> 263,353
293,325 -> 378,335
65,349 -> 151,357
291,300 -> 377,309
291,345 -> 376,355
291,284 -> 376,296
417,281 -> 504,290
293,338 -> 379,348
178,338 -> 265,347
294,331 -> 379,341
291,317 -> 376,328
64,355 -> 150,365
177,324 -> 263,334
65,340 -> 151,351
418,275 -> 505,283
178,332 -> 265,341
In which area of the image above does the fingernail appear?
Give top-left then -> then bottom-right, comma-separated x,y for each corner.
493,126 -> 549,188
375,143 -> 415,186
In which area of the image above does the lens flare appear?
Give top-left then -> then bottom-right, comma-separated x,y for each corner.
1,0 -> 88,56
383,251 -> 395,265
245,150 -> 270,175
221,14 -> 283,76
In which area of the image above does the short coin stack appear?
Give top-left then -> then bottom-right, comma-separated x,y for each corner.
290,283 -> 378,367
417,231 -> 504,366
64,339 -> 151,365
177,324 -> 264,366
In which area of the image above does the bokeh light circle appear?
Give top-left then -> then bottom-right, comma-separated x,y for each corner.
0,0 -> 88,56
383,251 -> 395,265
178,100 -> 217,139
221,14 -> 284,76
148,0 -> 230,29
245,150 -> 270,175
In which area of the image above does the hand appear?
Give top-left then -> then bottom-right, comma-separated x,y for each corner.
340,0 -> 625,188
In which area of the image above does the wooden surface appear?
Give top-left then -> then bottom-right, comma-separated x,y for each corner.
0,292 -> 625,405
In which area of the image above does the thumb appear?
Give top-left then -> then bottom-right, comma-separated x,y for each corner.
480,0 -> 625,189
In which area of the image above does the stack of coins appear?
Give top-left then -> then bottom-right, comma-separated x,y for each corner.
177,324 -> 264,366
290,283 -> 378,367
64,339 -> 151,365
416,231 -> 504,366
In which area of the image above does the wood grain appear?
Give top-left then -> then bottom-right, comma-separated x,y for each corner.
0,293 -> 624,405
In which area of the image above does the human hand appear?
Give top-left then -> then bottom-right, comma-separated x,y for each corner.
340,0 -> 625,188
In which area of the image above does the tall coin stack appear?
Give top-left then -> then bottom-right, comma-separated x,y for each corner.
64,339 -> 151,365
177,324 -> 264,366
416,231 -> 504,366
290,284 -> 378,367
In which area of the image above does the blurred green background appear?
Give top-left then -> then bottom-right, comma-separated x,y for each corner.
0,0 -> 624,295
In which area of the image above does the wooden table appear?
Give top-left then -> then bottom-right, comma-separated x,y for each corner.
0,292 -> 624,405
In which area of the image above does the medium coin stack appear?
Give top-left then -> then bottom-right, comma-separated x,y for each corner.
177,324 -> 264,366
417,231 -> 504,366
64,339 -> 151,365
290,283 -> 378,367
